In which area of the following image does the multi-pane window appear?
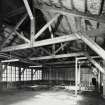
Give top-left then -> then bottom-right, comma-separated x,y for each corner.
11,66 -> 15,81
2,65 -> 7,81
2,65 -> 42,82
2,66 -> 19,82
21,68 -> 24,81
7,66 -> 12,82
27,69 -> 31,80
33,70 -> 42,80
16,67 -> 19,81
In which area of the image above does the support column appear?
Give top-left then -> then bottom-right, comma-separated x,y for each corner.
23,0 -> 35,47
102,61 -> 105,98
31,69 -> 33,81
103,74 -> 105,98
0,63 -> 2,89
18,67 -> 21,88
78,64 -> 81,87
75,58 -> 78,96
19,67 -> 21,81
98,71 -> 101,93
76,33 -> 105,61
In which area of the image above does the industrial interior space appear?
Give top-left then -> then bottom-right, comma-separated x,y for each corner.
1,0 -> 105,105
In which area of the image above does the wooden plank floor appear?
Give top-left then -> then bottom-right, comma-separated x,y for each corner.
0,86 -> 105,105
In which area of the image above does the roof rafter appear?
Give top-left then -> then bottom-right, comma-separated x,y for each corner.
84,53 -> 105,74
54,42 -> 68,54
76,33 -> 105,61
34,14 -> 60,40
6,7 -> 26,18
15,31 -> 30,43
1,14 -> 28,48
23,0 -> 34,20
1,34 -> 78,52
36,4 -> 105,23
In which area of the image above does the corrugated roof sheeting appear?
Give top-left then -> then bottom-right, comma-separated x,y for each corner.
35,0 -> 102,14
34,0 -> 103,35
87,0 -> 102,14
73,0 -> 85,12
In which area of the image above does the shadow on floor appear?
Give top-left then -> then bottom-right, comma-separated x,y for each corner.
0,85 -> 50,105
77,91 -> 105,105
0,86 -> 105,105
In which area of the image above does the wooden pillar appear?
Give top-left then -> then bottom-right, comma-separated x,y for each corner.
75,58 -> 78,96
15,66 -> 16,82
23,0 -> 35,46
0,63 -> 2,89
18,67 -> 21,88
42,67 -> 44,80
98,71 -> 101,93
102,61 -> 105,98
78,64 -> 81,85
103,74 -> 105,98
31,69 -> 33,81
19,67 -> 21,81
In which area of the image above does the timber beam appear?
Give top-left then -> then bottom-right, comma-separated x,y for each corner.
39,47 -> 52,55
0,53 -> 36,65
6,7 -> 26,18
49,25 -> 55,54
23,0 -> 36,47
29,52 -> 84,61
1,34 -> 78,52
76,33 -> 105,61
85,53 -> 105,74
23,0 -> 34,20
1,14 -> 28,48
0,52 -> 84,62
54,43 -> 68,54
15,31 -> 30,43
34,14 -> 60,40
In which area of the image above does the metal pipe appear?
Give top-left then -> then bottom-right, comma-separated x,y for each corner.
75,58 -> 78,96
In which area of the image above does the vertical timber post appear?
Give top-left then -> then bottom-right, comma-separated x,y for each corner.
103,73 -> 105,98
19,67 -> 21,88
78,64 -> 81,89
0,63 -> 2,89
102,60 -> 105,98
23,0 -> 35,46
31,69 -> 33,81
75,58 -> 78,96
98,70 -> 101,93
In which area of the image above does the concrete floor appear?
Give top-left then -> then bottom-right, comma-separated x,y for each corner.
0,86 -> 105,105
